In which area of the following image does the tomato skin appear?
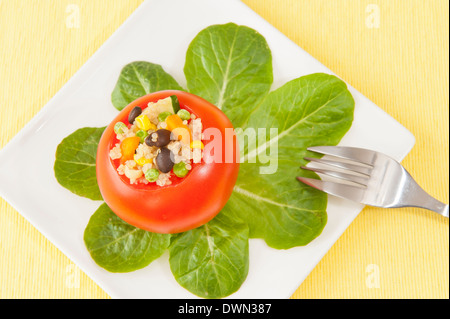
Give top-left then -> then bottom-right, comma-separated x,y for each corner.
96,90 -> 240,233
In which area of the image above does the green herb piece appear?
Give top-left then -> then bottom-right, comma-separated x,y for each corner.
229,73 -> 354,249
158,111 -> 172,122
112,62 -> 183,111
84,203 -> 171,273
114,122 -> 127,135
170,95 -> 181,113
177,109 -> 190,121
173,162 -> 188,178
144,168 -> 160,182
54,127 -> 105,200
169,208 -> 249,299
184,23 -> 273,128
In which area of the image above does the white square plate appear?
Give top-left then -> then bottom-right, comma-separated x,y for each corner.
0,0 -> 415,298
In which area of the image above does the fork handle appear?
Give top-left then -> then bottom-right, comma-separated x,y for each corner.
407,186 -> 449,218
418,198 -> 449,218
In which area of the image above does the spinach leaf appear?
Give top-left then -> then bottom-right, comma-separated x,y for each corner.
169,208 -> 249,299
84,203 -> 171,273
184,23 -> 273,128
54,127 -> 105,200
229,73 -> 355,249
112,61 -> 183,111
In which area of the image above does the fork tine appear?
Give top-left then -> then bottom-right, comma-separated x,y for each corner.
301,166 -> 369,186
297,176 -> 366,203
304,157 -> 372,176
307,146 -> 376,166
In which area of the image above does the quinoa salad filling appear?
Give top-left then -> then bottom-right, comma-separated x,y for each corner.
109,96 -> 204,187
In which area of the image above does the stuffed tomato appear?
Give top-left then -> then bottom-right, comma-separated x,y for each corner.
96,90 -> 239,234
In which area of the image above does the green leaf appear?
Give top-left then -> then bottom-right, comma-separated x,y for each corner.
169,208 -> 249,299
111,61 -> 183,111
230,73 -> 355,249
184,23 -> 273,128
84,203 -> 171,273
54,127 -> 105,200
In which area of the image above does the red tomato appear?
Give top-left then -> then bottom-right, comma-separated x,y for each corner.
96,90 -> 240,233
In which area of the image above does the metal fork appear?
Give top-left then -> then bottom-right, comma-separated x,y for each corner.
297,146 -> 449,218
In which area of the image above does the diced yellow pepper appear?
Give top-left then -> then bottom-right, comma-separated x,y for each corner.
135,114 -> 155,131
172,127 -> 191,145
190,140 -> 204,150
166,114 -> 184,131
120,136 -> 140,163
166,114 -> 192,144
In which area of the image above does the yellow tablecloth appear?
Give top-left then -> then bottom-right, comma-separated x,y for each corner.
0,0 -> 448,299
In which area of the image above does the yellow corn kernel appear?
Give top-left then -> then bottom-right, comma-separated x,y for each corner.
190,140 -> 204,150
148,122 -> 157,131
134,154 -> 152,166
135,114 -> 155,131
